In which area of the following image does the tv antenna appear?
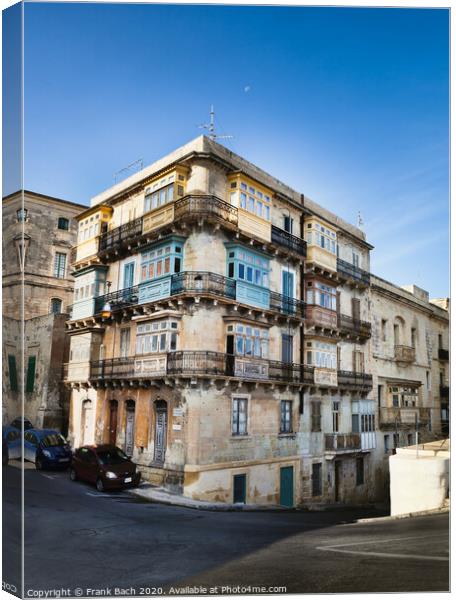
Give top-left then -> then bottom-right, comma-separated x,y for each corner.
357,211 -> 364,229
114,158 -> 144,184
199,105 -> 233,141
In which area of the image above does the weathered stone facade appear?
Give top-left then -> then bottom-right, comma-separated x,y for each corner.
2,190 -> 85,429
65,136 -> 449,507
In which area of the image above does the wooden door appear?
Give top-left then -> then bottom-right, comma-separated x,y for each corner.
125,401 -> 135,457
81,400 -> 92,446
335,461 -> 342,502
154,403 -> 167,464
280,466 -> 294,507
109,400 -> 118,446
233,474 -> 246,504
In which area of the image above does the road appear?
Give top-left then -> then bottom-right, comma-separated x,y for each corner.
2,462 -> 449,596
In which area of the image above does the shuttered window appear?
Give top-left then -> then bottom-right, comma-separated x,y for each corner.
311,401 -> 321,432
54,252 -> 67,278
8,355 -> 18,391
26,356 -> 36,393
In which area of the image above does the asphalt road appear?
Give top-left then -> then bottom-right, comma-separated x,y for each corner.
2,462 -> 450,596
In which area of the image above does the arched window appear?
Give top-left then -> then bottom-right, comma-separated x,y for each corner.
50,298 -> 62,314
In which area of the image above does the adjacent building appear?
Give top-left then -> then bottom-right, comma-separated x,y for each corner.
2,190 -> 85,431
63,136 -> 449,506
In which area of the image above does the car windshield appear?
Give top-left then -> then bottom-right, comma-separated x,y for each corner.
96,448 -> 129,465
42,434 -> 67,447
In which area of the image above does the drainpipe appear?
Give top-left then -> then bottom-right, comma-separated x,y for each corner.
299,193 -> 305,414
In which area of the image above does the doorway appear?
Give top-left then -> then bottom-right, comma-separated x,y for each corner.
335,461 -> 342,502
109,400 -> 118,446
233,474 -> 246,504
81,399 -> 92,446
226,335 -> 235,376
280,466 -> 294,507
125,400 -> 135,457
154,400 -> 167,464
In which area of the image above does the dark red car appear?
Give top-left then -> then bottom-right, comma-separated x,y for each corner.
70,445 -> 141,492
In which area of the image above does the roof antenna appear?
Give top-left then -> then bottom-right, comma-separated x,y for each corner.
199,105 -> 233,141
357,211 -> 364,229
113,158 -> 144,184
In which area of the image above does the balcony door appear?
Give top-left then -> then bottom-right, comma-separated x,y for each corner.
154,400 -> 167,465
124,262 -> 135,289
226,335 -> 235,376
125,400 -> 135,457
282,334 -> 293,364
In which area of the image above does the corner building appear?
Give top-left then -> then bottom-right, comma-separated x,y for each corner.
65,136 -> 447,506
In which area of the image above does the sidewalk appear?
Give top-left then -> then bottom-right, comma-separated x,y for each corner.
128,483 -> 290,511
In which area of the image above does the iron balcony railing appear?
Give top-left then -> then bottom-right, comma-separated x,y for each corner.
438,348 -> 449,361
337,370 -> 373,390
98,217 -> 143,253
174,194 -> 238,225
325,433 -> 361,452
89,272 -> 306,319
88,352 -> 314,384
337,258 -> 370,286
271,225 -> 307,257
337,314 -> 371,338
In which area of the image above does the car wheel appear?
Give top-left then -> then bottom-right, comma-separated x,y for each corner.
96,478 -> 105,493
35,457 -> 43,470
69,468 -> 78,481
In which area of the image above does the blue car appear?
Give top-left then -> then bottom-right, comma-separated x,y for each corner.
2,426 -> 22,465
24,429 -> 72,470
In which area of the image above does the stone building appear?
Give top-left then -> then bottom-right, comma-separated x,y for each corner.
2,190 -> 85,430
64,136 -> 449,506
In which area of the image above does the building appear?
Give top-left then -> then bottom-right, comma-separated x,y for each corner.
64,136 -> 449,506
2,190 -> 85,430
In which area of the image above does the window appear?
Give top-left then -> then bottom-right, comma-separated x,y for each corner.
226,246 -> 269,288
140,241 -> 183,282
393,324 -> 400,345
8,355 -> 18,392
378,384 -> 383,406
58,217 -> 69,230
408,434 -> 413,446
306,281 -> 337,310
16,208 -> 28,222
411,327 -> 417,349
332,401 -> 340,433
393,433 -> 400,449
311,401 -> 321,432
144,177 -> 175,213
229,181 -> 271,221
388,385 -> 418,408
356,457 -> 364,485
306,340 -> 337,369
381,319 -> 387,342
352,252 -> 360,267
283,215 -> 294,233
135,319 -> 179,355
305,221 -> 337,254
120,328 -> 131,358
50,298 -> 62,314
280,400 -> 292,434
26,356 -> 36,393
227,324 -> 269,358
312,463 -> 322,496
53,252 -> 67,278
438,334 -> 443,349
232,397 -> 248,436
353,350 -> 364,373
426,371 -> 430,390
384,434 -> 390,454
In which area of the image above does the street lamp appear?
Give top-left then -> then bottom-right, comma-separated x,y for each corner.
101,281 -> 112,319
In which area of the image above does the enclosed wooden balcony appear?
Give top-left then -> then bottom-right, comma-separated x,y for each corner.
337,258 -> 370,287
394,345 -> 416,363
305,305 -> 338,331
337,314 -> 371,341
325,433 -> 361,454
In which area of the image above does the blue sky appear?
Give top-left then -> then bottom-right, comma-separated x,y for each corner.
14,3 -> 450,296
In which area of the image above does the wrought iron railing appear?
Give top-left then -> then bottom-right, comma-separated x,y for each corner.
325,433 -> 361,452
269,290 -> 306,317
271,225 -> 307,257
337,258 -> 370,286
438,348 -> 449,361
88,352 -> 314,384
174,195 -> 238,225
337,314 -> 371,337
170,271 -> 236,300
94,286 -> 139,313
98,217 -> 143,253
337,370 -> 373,390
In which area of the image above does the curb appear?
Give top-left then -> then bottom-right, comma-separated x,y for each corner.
356,506 -> 450,523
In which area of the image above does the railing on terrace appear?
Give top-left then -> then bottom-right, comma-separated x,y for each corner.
98,217 -> 143,253
438,348 -> 449,361
89,272 -> 306,318
88,352 -> 315,384
394,345 -> 416,363
325,433 -> 361,452
271,225 -> 307,257
337,370 -> 373,389
336,258 -> 370,286
337,314 -> 371,337
174,195 -> 238,225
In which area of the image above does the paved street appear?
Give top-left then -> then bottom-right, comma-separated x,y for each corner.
3,463 -> 449,596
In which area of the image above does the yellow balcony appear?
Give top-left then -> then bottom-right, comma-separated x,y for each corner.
306,245 -> 337,273
238,208 -> 271,243
74,238 -> 99,264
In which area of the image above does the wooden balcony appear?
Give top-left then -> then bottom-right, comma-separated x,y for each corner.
337,314 -> 371,340
271,225 -> 307,257
337,258 -> 370,287
325,433 -> 361,453
394,345 -> 416,363
438,348 -> 449,361
305,305 -> 338,330
337,370 -> 373,392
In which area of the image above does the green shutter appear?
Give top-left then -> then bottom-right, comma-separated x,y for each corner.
26,356 -> 36,393
8,355 -> 18,392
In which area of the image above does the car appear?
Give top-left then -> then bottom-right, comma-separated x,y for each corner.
23,429 -> 72,470
70,445 -> 141,492
10,417 -> 34,431
2,425 -> 22,464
